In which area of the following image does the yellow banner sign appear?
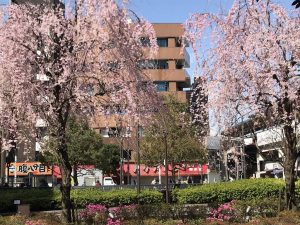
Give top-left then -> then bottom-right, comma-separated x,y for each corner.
7,162 -> 52,176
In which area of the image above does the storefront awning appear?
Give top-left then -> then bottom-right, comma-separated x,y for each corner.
122,163 -> 208,177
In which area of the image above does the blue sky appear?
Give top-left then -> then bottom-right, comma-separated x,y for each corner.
129,0 -> 234,23
129,0 -> 292,23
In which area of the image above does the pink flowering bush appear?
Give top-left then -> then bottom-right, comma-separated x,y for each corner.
108,204 -> 138,222
79,204 -> 108,224
106,218 -> 121,225
25,220 -> 47,225
79,204 -> 139,224
207,201 -> 237,223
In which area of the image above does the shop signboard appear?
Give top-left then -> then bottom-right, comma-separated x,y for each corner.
7,162 -> 52,176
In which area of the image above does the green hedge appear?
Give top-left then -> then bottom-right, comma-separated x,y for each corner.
71,188 -> 163,208
174,178 -> 292,204
1,179 -> 299,212
0,188 -> 163,212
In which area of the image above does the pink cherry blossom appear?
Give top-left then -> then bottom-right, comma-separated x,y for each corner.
185,0 -> 300,210
0,1 -> 158,222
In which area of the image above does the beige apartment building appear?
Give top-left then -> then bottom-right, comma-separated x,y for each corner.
90,23 -> 192,184
91,23 -> 190,144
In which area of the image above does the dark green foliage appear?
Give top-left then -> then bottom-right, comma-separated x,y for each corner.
42,117 -> 104,166
0,188 -> 163,212
141,96 -> 206,168
174,179 -> 292,204
93,144 -> 120,176
234,198 -> 280,218
0,188 -> 61,212
42,117 -> 120,178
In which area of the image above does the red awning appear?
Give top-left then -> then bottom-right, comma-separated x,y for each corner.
53,166 -> 61,179
53,165 -> 96,179
122,163 -> 208,177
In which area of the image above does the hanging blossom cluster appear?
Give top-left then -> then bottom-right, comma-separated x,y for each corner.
0,0 -> 158,145
184,0 -> 300,130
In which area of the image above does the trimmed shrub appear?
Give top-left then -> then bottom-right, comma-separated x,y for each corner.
0,188 -> 163,212
72,188 -> 163,208
234,198 -> 280,219
0,188 -> 61,212
295,180 -> 300,200
174,179 -> 285,204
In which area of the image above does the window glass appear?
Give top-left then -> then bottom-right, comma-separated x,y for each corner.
156,60 -> 169,69
153,81 -> 169,92
175,37 -> 182,47
140,37 -> 151,47
138,60 -> 168,69
157,38 -> 168,47
138,127 -> 145,137
100,128 -> 109,137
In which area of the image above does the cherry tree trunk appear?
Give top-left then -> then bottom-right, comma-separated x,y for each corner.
284,151 -> 297,210
283,125 -> 297,210
73,164 -> 78,186
57,141 -> 72,223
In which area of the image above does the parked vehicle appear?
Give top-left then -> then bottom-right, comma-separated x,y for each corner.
103,177 -> 116,186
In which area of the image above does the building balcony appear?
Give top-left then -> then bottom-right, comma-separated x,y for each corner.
91,115 -> 124,128
155,48 -> 190,65
145,69 -> 190,82
160,91 -> 188,103
153,23 -> 184,38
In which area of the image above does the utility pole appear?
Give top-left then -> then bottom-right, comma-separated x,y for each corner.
164,131 -> 169,204
241,116 -> 246,179
119,140 -> 123,185
11,140 -> 17,187
136,123 -> 141,197
117,120 -> 124,185
127,150 -> 130,185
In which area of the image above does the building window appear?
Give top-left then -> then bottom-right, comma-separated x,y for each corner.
35,151 -> 42,161
100,127 -> 131,137
140,37 -> 151,47
175,37 -> 182,47
154,81 -> 169,92
122,149 -> 132,160
122,127 -> 132,137
138,60 -> 169,70
157,38 -> 168,47
156,60 -> 169,69
36,127 -> 47,139
138,127 -> 145,137
103,105 -> 126,115
100,128 -> 109,137
175,60 -> 185,69
108,127 -> 118,137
